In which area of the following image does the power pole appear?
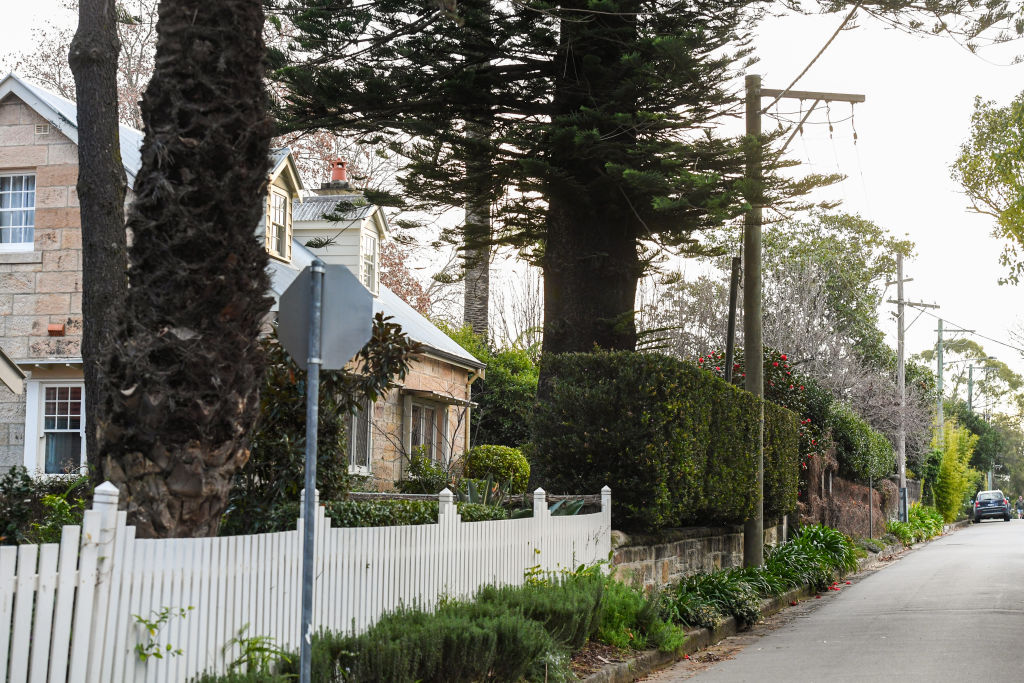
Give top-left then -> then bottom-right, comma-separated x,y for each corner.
886,255 -> 939,523
936,319 -> 943,448
896,254 -> 907,523
725,256 -> 741,384
968,364 -> 974,412
743,75 -> 864,567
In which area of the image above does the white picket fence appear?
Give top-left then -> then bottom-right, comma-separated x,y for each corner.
0,483 -> 611,683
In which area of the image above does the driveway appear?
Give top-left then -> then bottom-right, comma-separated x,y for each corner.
644,520 -> 1024,682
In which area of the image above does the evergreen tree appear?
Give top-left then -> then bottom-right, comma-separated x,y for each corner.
271,0 -> 804,358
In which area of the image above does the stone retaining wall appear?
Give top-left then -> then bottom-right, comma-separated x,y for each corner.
612,520 -> 787,588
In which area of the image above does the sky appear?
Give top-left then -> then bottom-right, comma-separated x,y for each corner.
2,1 -> 1022,388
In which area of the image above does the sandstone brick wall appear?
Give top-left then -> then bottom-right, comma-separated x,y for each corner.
0,96 -> 84,470
612,522 -> 788,589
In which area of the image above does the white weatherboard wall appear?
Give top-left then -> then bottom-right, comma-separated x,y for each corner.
0,485 -> 611,683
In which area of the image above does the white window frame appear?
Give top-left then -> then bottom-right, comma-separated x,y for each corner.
409,400 -> 449,466
24,380 -> 86,477
0,173 -> 36,253
347,400 -> 373,476
268,190 -> 289,258
361,233 -> 378,293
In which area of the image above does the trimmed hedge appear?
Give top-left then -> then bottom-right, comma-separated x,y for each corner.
463,445 -> 531,493
221,499 -> 507,534
531,351 -> 800,531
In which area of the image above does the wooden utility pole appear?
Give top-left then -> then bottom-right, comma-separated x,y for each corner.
936,319 -> 944,448
886,256 -> 938,522
743,76 -> 864,567
725,258 -> 741,383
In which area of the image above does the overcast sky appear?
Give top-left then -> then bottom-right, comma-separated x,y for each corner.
2,2 -> 1022,391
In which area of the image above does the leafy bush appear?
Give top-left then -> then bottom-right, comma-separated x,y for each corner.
395,452 -> 453,494
596,580 -> 686,652
908,504 -> 944,541
442,324 -> 539,449
531,351 -> 799,530
829,402 -> 895,481
763,401 -> 800,522
933,420 -> 979,522
885,520 -> 913,546
472,572 -> 603,650
463,445 -> 531,493
0,468 -> 91,545
670,570 -> 762,628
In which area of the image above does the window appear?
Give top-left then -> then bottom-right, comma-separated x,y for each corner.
348,399 -> 372,474
43,386 -> 82,474
0,174 -> 35,251
24,381 -> 86,476
268,190 -> 288,257
411,402 -> 447,463
362,234 -> 378,291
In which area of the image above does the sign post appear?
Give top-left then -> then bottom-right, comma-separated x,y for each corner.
278,260 -> 373,683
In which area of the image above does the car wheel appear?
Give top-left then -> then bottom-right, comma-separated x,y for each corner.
1005,515 -> 1011,522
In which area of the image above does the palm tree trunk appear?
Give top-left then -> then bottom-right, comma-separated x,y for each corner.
98,0 -> 274,537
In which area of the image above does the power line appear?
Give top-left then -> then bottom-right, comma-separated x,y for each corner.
905,304 -> 1024,355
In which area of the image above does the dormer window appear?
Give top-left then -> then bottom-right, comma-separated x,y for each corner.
362,233 -> 378,292
267,189 -> 291,260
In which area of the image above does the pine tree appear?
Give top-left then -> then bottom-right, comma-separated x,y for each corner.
272,0 -> 761,357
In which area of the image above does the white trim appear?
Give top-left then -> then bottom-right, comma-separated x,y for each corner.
23,379 -> 86,477
347,400 -> 373,476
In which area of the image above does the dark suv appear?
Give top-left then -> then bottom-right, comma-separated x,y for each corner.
973,490 -> 1011,523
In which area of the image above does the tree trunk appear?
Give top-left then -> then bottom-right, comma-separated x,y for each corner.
539,0 -> 641,365
68,0 -> 128,482
98,0 -> 273,538
463,148 -> 491,338
541,193 -> 641,357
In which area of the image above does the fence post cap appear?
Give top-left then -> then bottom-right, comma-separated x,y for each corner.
438,488 -> 454,502
532,487 -> 546,496
601,485 -> 611,494
93,481 -> 119,506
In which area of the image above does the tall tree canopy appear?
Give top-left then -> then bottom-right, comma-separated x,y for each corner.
271,0 -> 832,358
951,92 -> 1024,285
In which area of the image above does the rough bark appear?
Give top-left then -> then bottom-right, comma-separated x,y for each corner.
539,1 -> 641,364
98,0 -> 273,537
462,204 -> 490,337
68,0 -> 128,480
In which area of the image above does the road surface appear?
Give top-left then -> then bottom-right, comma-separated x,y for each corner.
644,520 -> 1024,682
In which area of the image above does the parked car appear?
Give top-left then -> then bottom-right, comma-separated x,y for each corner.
972,490 -> 1011,523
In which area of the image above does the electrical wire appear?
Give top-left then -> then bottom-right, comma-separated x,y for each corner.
905,305 -> 1024,355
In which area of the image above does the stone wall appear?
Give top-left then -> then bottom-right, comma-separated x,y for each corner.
0,96 -> 84,471
612,521 -> 788,589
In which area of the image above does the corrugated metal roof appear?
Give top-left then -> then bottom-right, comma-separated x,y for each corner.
0,73 -> 144,183
270,240 -> 483,369
292,195 -> 376,222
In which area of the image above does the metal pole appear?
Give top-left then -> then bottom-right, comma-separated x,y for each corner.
300,259 -> 325,683
725,256 -> 741,384
742,74 -> 764,568
896,254 -> 907,522
936,319 -> 944,447
868,473 -> 873,539
968,365 -> 974,412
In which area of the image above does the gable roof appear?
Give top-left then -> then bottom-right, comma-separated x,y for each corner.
0,72 -> 145,184
292,194 -> 376,222
268,239 -> 484,370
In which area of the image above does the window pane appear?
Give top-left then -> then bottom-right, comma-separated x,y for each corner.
24,176 -> 34,191
45,433 -> 81,474
11,176 -> 21,192
0,177 -> 9,192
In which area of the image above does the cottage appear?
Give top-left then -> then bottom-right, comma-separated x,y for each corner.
0,73 -> 483,489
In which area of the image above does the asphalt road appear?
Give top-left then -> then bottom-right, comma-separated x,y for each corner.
644,520 -> 1024,682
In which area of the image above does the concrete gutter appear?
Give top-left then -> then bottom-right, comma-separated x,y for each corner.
584,526 -> 964,683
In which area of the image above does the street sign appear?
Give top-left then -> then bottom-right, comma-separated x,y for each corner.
278,264 -> 373,370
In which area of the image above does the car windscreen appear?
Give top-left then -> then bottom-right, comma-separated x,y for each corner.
978,492 -> 1003,501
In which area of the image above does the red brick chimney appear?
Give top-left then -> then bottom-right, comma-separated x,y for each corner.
330,159 -> 348,182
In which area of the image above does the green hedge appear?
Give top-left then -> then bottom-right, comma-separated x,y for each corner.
531,351 -> 800,531
463,445 -> 531,493
828,402 -> 894,481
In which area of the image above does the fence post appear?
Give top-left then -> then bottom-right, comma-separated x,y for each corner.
532,488 -> 548,572
438,488 -> 459,525
299,488 -> 320,519
86,482 -> 120,683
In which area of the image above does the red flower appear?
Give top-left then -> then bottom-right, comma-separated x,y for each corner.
714,367 -> 721,371
780,354 -> 787,361
789,600 -> 798,606
698,357 -> 704,362
789,385 -> 794,389
772,361 -> 779,367
799,385 -> 804,390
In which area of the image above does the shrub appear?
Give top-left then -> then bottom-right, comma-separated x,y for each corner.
885,520 -> 913,546
933,420 -> 979,522
672,570 -> 762,627
441,324 -> 539,449
394,452 -> 453,494
0,468 -> 91,545
908,504 -> 944,541
763,401 -> 800,522
829,402 -> 895,481
531,351 -> 799,530
596,580 -> 686,652
472,572 -> 603,650
463,445 -> 531,493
